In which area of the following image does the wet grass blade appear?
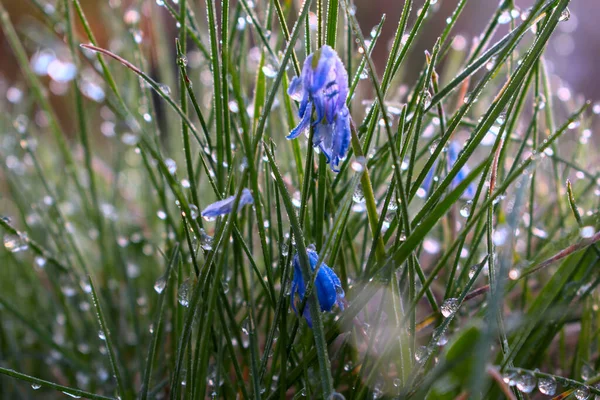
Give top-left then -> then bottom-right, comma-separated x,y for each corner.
139,245 -> 179,400
88,276 -> 127,399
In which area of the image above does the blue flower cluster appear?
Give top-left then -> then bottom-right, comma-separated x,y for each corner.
287,45 -> 351,172
202,47 -> 350,328
290,248 -> 345,328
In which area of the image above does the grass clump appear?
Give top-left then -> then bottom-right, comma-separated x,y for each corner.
1,0 -> 599,398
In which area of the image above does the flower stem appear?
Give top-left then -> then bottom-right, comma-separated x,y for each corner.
350,122 -> 386,261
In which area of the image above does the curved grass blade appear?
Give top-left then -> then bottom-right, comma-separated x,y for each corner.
0,367 -> 115,400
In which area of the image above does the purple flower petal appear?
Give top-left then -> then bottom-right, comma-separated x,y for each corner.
200,188 -> 254,218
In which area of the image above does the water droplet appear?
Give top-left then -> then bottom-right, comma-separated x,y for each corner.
559,7 -> 571,22
581,364 -> 595,380
437,334 -> 448,346
178,55 -> 188,66
351,156 -> 366,172
441,298 -> 459,317
261,65 -> 277,78
414,346 -> 429,362
159,84 -> 171,96
236,17 -> 246,30
503,372 -> 518,386
496,112 -> 506,125
189,205 -> 199,220
127,263 -> 140,279
154,276 -> 167,294
132,29 -> 144,44
63,392 -> 81,399
581,226 -> 595,239
468,264 -> 479,279
508,267 -> 521,280
422,90 -> 432,108
498,10 -> 512,24
200,229 -> 214,251
34,256 -> 47,268
157,210 -> 167,220
516,372 -> 536,393
7,87 -> 23,103
280,243 -> 289,257
537,376 -> 557,395
493,226 -> 510,246
575,386 -> 590,400
165,158 -> 177,175
31,383 -> 42,390
353,186 -> 365,203
98,331 -> 106,341
13,115 -> 29,134
178,278 -> 193,307
429,140 -> 439,155
328,392 -> 346,400
241,318 -> 250,335
4,233 -> 29,253
61,283 -> 76,297
423,238 -> 441,254
121,133 -> 139,145
228,100 -> 239,113
460,201 -> 472,218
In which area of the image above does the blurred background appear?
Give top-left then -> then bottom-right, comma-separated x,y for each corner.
1,0 -> 597,112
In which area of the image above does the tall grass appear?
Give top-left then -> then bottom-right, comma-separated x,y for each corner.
1,0 -> 598,398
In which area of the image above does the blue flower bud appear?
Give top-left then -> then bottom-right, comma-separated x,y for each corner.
290,248 -> 345,328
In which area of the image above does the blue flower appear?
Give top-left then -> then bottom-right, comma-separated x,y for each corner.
287,45 -> 351,172
290,248 -> 345,328
447,141 -> 476,199
420,141 -> 475,199
200,188 -> 254,218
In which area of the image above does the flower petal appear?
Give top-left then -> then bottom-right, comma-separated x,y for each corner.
287,76 -> 304,101
200,188 -> 254,218
331,106 -> 351,171
313,122 -> 334,162
287,102 -> 313,140
310,46 -> 337,93
315,265 -> 340,312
